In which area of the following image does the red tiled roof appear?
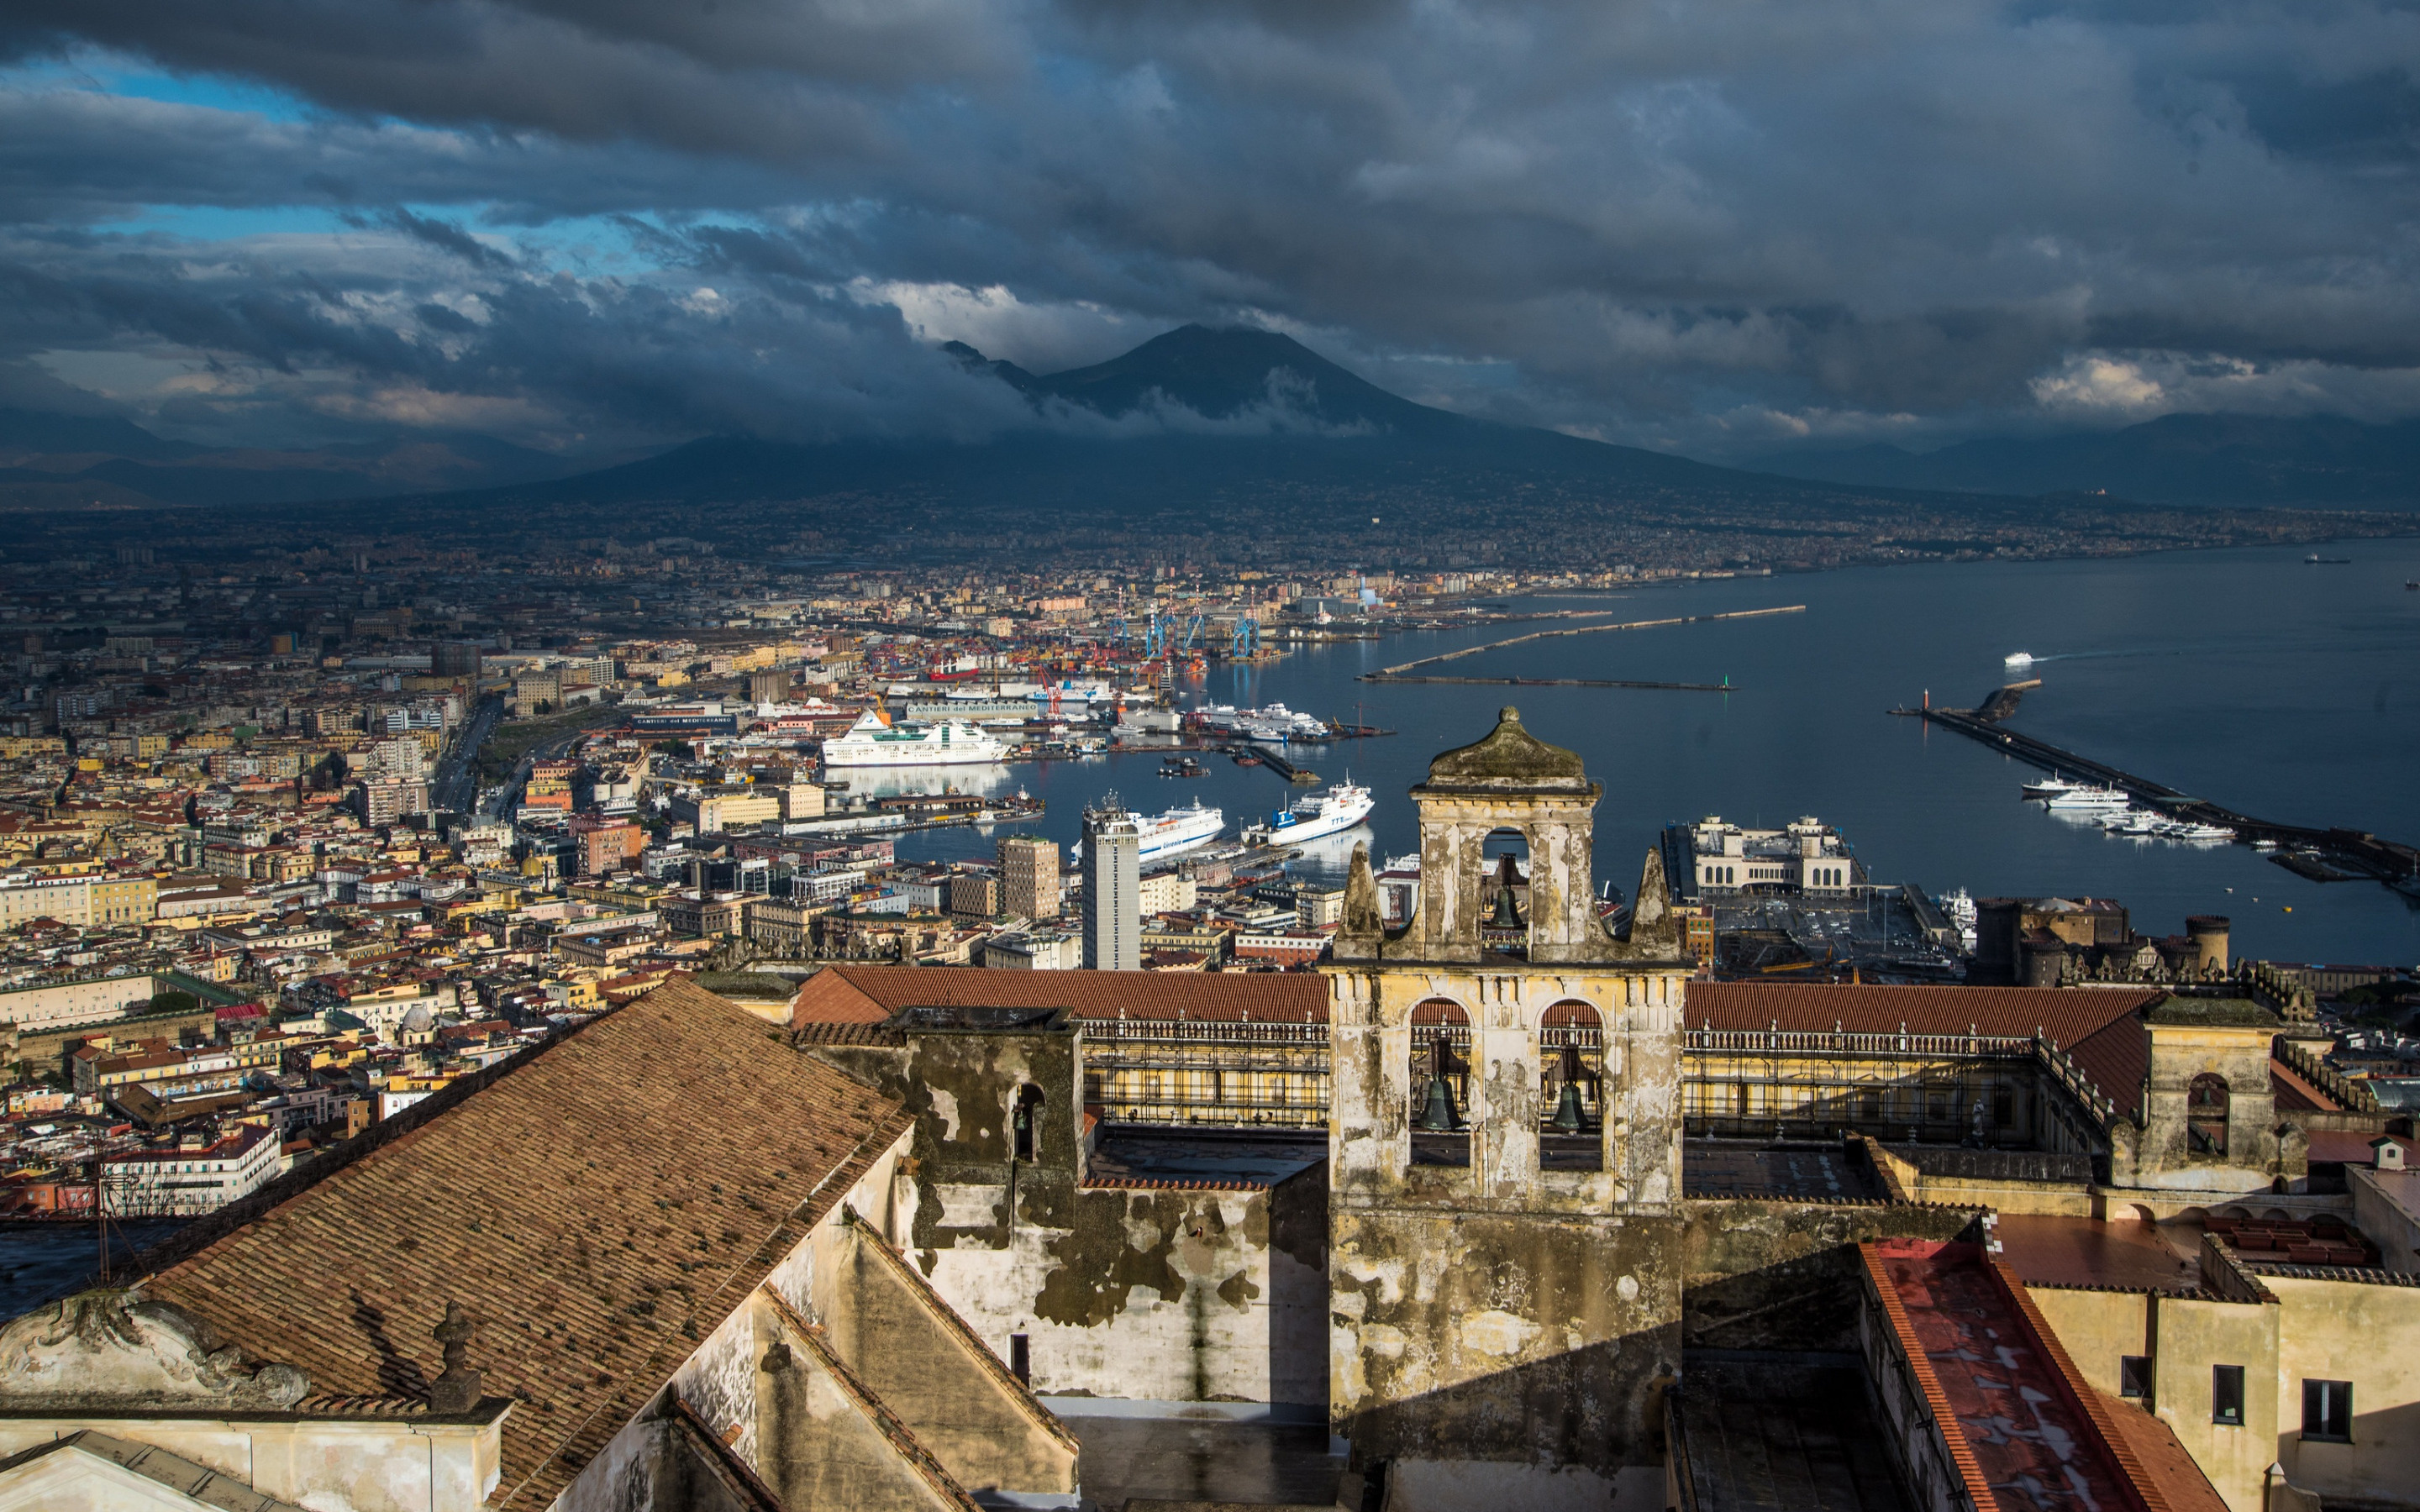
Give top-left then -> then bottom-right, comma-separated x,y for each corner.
140,976 -> 912,1511
1865,1239 -> 2215,1512
792,964 -> 1327,1028
1690,984 -> 2160,1117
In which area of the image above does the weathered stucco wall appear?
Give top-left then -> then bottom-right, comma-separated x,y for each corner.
1324,961 -> 1693,1499
1681,1199 -> 1979,1354
919,1168 -> 1329,1404
2022,1285 -> 2151,1400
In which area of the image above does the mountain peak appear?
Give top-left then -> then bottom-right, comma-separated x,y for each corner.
952,323 -> 1455,432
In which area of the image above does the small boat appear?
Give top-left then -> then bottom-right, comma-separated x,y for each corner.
2003,651 -> 2034,668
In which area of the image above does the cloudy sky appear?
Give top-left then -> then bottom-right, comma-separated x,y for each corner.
3,0 -> 2418,460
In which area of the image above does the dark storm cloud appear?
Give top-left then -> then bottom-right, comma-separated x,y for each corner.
5,0 -> 2420,452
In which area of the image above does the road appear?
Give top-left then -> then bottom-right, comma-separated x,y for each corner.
431,696 -> 502,817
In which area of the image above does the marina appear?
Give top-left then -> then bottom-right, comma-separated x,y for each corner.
1901,683 -> 2420,898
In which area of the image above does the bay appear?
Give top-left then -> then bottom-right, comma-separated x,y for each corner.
893,537 -> 2420,967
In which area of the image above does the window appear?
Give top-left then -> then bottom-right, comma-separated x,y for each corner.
2212,1364 -> 2245,1426
2188,1074 -> 2230,1156
1009,1332 -> 1030,1384
2302,1379 -> 2352,1442
1012,1084 -> 1044,1162
2120,1356 -> 2153,1402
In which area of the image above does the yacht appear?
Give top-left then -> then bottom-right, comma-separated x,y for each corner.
1137,801 -> 1225,860
1242,780 -> 1376,847
820,710 -> 1009,768
2003,651 -> 2034,669
2041,785 -> 2131,811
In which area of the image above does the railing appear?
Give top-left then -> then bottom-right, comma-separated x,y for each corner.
1685,1026 -> 2035,1058
1683,1022 -> 2118,1126
1081,1018 -> 1328,1045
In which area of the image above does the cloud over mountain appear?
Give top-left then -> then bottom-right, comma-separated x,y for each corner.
4,0 -> 2420,458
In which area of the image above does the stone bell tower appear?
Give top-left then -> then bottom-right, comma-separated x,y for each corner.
1323,707 -> 1691,1512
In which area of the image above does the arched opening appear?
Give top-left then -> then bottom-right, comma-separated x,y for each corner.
1540,1001 -> 1604,1171
2187,1074 -> 2230,1157
2125,1204 -> 2159,1225
1013,1083 -> 1046,1163
1480,831 -> 1531,958
1410,999 -> 1472,1167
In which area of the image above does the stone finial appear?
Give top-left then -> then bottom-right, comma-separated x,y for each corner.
1609,848 -> 1681,959
1336,843 -> 1385,955
427,1301 -> 482,1415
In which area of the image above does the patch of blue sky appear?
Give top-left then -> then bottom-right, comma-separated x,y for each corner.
1,47 -> 321,123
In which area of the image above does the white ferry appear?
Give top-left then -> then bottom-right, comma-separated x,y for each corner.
820,710 -> 1009,768
1243,781 -> 1376,847
2041,785 -> 2131,811
2004,651 -> 2034,668
1138,801 -> 1224,859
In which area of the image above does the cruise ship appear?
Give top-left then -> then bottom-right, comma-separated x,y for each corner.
1242,781 -> 1376,847
1137,801 -> 1224,859
820,710 -> 1010,768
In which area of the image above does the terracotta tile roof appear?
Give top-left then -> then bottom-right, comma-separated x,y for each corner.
1865,1238 -> 2200,1512
138,975 -> 912,1511
792,964 -> 1327,1028
1690,984 -> 2160,1117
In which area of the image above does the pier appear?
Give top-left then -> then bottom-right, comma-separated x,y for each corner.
1362,604 -> 1804,680
1897,685 -> 2420,895
1364,674 -> 1733,692
1221,743 -> 1322,785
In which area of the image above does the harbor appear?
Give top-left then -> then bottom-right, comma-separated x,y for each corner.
1897,682 -> 2420,897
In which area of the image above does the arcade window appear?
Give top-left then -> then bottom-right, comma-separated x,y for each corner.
2212,1364 -> 2245,1426
2302,1379 -> 2352,1442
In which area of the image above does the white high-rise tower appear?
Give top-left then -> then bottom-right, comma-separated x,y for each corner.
1080,796 -> 1141,970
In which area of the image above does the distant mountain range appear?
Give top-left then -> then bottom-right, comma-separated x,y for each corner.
1745,413 -> 2420,509
3,329 -> 2417,530
0,408 -> 614,511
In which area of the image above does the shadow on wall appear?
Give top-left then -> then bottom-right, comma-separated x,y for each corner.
1681,1200 -> 1982,1354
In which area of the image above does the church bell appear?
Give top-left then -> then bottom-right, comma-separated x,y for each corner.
1418,1072 -> 1464,1132
1550,1042 -> 1588,1134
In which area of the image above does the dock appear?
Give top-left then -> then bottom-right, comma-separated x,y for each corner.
1223,743 -> 1322,785
1897,685 -> 2420,895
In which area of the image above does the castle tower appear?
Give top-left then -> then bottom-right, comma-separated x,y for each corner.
1323,708 -> 1691,1509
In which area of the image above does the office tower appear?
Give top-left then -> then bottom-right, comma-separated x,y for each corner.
999,835 -> 1061,921
1079,800 -> 1139,970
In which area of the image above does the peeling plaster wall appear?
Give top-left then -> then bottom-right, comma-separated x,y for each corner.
1323,963 -> 1692,1480
0,1417 -> 497,1512
820,1020 -> 1328,1405
918,1168 -> 1329,1404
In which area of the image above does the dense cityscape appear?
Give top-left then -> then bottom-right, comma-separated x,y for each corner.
11,3 -> 2420,1509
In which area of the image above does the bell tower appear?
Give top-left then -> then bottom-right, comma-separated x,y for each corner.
1323,707 -> 1691,1511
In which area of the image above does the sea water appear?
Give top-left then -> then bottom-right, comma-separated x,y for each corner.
895,537 -> 2420,966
